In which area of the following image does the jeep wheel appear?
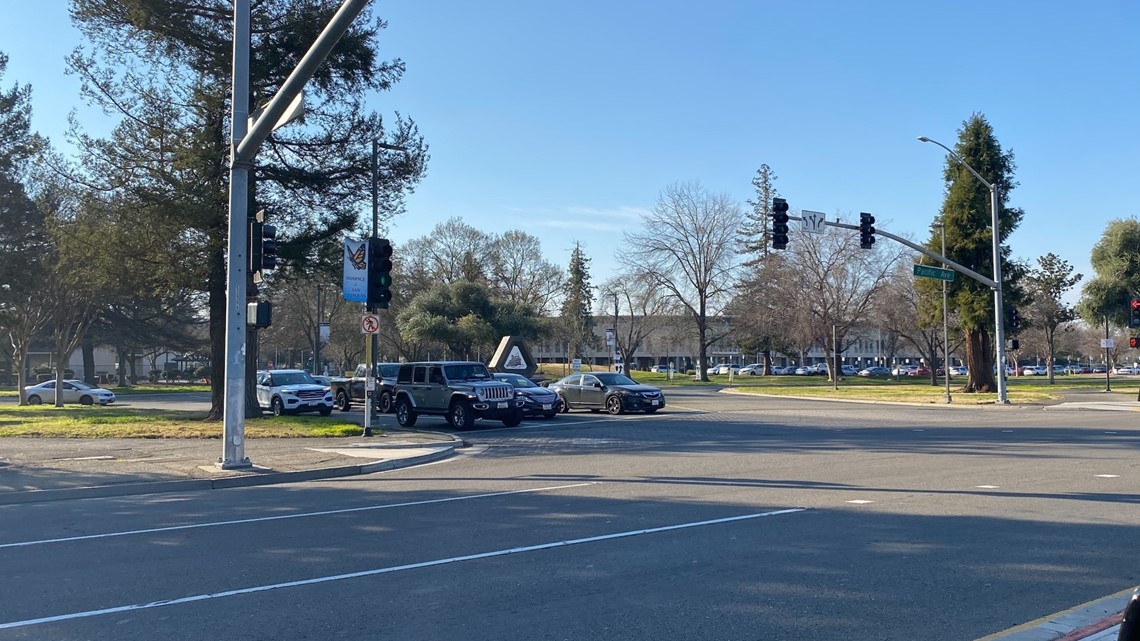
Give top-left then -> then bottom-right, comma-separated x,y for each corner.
606,395 -> 625,415
501,410 -> 523,428
378,391 -> 393,414
449,401 -> 475,431
271,397 -> 287,416
335,390 -> 351,412
395,398 -> 417,427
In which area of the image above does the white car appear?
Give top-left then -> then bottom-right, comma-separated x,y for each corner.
23,380 -> 116,405
256,369 -> 334,416
738,363 -> 763,375
650,364 -> 674,373
1113,365 -> 1140,375
714,364 -> 741,375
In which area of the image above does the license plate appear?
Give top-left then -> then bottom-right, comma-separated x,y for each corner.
651,400 -> 659,406
497,402 -> 507,409
542,403 -> 552,411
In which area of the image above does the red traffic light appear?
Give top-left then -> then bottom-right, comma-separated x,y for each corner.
1132,298 -> 1140,310
1132,337 -> 1139,349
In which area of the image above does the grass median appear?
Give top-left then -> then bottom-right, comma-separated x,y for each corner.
0,405 -> 363,438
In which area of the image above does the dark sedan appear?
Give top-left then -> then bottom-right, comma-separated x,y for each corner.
493,373 -> 562,418
547,372 -> 665,415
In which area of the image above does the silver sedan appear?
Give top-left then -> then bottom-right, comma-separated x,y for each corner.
23,380 -> 116,405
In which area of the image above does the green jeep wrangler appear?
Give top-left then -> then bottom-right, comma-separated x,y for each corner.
393,361 -> 524,430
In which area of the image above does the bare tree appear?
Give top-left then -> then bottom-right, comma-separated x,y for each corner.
785,218 -> 907,380
490,230 -> 564,314
619,182 -> 744,381
599,272 -> 673,369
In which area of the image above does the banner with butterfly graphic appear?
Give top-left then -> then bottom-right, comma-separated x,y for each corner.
343,238 -> 369,303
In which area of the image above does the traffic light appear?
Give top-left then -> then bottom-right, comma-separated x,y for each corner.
247,301 -> 272,328
1130,298 -> 1140,328
771,197 -> 790,250
1010,339 -> 1020,351
367,238 -> 393,309
1130,337 -> 1139,349
1011,308 -> 1021,329
249,209 -> 278,282
859,212 -> 876,250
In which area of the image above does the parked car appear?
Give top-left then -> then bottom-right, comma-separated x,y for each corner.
891,365 -> 918,376
1051,365 -> 1068,375
907,366 -> 931,377
1113,365 -> 1140,375
738,363 -> 763,376
493,373 -> 562,418
23,380 -> 116,406
840,365 -> 859,377
858,366 -> 891,377
393,361 -> 523,429
949,366 -> 969,376
1092,365 -> 1108,374
712,363 -> 741,375
1020,365 -> 1048,376
548,372 -> 665,415
1066,365 -> 1089,375
255,369 -> 334,416
650,364 -> 674,373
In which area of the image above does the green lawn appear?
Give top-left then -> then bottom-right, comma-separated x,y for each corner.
0,405 -> 364,438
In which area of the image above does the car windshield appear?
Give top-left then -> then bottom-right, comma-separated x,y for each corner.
271,372 -> 315,386
445,364 -> 491,380
595,373 -> 636,386
67,380 -> 97,390
494,374 -> 536,388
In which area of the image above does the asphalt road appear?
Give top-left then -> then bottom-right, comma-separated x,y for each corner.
1,388 -> 1138,641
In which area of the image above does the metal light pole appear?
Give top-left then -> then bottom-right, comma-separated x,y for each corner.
933,222 -> 952,404
918,136 -> 1008,404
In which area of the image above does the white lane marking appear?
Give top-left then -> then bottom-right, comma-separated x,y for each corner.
1105,431 -> 1118,434
0,483 -> 599,550
846,500 -> 874,504
912,429 -> 925,432
975,485 -> 1000,489
1001,430 -> 1013,433
0,507 -> 807,630
1095,474 -> 1120,478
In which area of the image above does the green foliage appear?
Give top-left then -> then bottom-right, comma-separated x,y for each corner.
559,242 -> 595,358
1077,217 -> 1140,326
935,114 -> 1025,333
397,280 -> 543,358
739,163 -> 778,263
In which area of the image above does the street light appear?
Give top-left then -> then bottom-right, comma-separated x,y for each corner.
918,135 -> 1009,404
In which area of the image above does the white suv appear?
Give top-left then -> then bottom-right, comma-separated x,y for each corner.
256,369 -> 334,416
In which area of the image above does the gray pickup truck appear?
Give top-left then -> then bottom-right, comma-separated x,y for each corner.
392,361 -> 524,430
328,363 -> 400,413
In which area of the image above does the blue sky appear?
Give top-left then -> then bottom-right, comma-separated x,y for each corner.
2,0 -> 1138,299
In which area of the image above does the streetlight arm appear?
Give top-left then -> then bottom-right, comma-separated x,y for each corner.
917,136 -> 993,190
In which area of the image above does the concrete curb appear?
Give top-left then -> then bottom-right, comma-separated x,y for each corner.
0,444 -> 459,506
975,587 -> 1132,641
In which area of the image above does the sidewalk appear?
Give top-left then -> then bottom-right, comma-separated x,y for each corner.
0,430 -> 463,505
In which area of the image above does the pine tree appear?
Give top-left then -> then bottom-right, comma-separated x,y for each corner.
738,164 -> 778,264
559,242 -> 594,360
930,114 -> 1024,394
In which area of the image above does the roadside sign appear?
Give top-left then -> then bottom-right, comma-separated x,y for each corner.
913,264 -> 955,282
360,313 -> 380,335
605,329 -> 615,347
571,358 -> 582,372
1101,338 -> 1115,349
800,210 -> 825,234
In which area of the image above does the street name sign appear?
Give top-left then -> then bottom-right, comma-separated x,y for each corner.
913,264 -> 955,282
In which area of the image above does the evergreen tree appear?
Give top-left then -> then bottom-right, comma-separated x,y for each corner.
67,0 -> 428,419
1077,218 -> 1140,327
738,164 -> 778,264
559,242 -> 595,360
1025,253 -> 1081,383
929,114 -> 1024,393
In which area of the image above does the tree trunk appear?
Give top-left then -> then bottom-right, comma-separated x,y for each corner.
963,329 -> 996,393
697,323 -> 708,382
762,349 -> 772,375
13,340 -> 30,405
206,247 -> 226,421
116,346 -> 130,387
82,336 -> 96,385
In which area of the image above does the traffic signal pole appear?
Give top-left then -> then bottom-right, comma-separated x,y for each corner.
221,0 -> 370,467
